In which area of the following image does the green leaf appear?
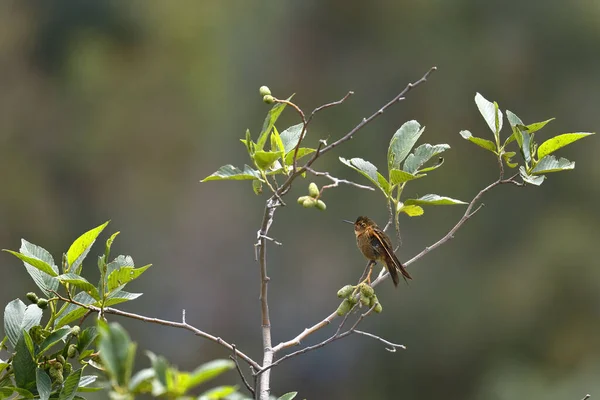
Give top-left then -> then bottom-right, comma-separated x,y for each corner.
399,204 -> 424,217
502,151 -> 518,168
97,321 -> 136,388
494,102 -> 503,139
14,332 -> 37,391
403,143 -> 450,174
506,110 -> 524,127
524,118 -> 555,134
387,120 -> 425,170
55,292 -> 96,329
339,157 -> 389,195
474,93 -> 502,137
254,150 -> 284,170
76,327 -> 98,355
278,392 -> 298,400
106,255 -> 135,277
198,385 -> 238,400
532,155 -> 575,174
3,250 -> 58,278
129,368 -> 154,392
270,126 -> 285,154
519,166 -> 545,186
146,351 -> 169,394
104,290 -> 143,306
242,129 -> 255,156
58,367 -> 83,400
107,265 -> 151,292
105,232 -> 120,261
252,180 -> 263,195
201,164 -> 262,182
187,359 -> 234,389
284,148 -> 315,165
257,95 -> 293,150
38,326 -> 72,356
419,156 -> 445,173
405,194 -> 467,206
15,240 -> 60,298
56,273 -> 100,300
537,132 -> 594,160
279,123 -> 304,154
36,368 -> 52,400
389,169 -> 424,186
0,387 -> 34,399
3,300 -> 43,349
76,375 -> 100,392
459,130 -> 497,153
67,222 -> 109,273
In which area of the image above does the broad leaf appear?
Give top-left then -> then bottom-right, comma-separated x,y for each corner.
279,123 -> 304,154
388,120 -> 425,170
55,292 -> 96,329
198,385 -> 238,400
404,194 -> 467,206
56,273 -> 100,300
403,143 -> 450,174
254,150 -> 284,170
459,130 -> 496,153
104,232 -> 120,261
389,169 -> 424,186
97,321 -> 136,388
201,164 -> 262,182
532,155 -> 575,174
284,148 -> 315,165
524,118 -> 555,134
106,255 -> 135,277
506,110 -> 524,127
58,367 -> 83,400
14,332 -> 37,391
537,132 -> 594,159
4,300 -> 43,348
187,359 -> 235,389
257,95 -> 293,150
104,290 -> 142,306
38,326 -> 72,356
18,240 -> 60,297
107,265 -> 151,292
36,368 -> 52,400
67,221 -> 109,273
519,166 -> 545,186
3,250 -> 58,278
474,93 -> 502,138
278,392 -> 298,400
399,204 -> 424,217
339,157 -> 389,195
76,327 -> 98,355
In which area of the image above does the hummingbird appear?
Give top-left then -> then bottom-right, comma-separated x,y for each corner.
344,216 -> 412,287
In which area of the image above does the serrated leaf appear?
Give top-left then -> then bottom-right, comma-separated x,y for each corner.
278,392 -> 298,400
67,222 -> 109,273
104,290 -> 142,306
36,368 -> 52,400
4,300 -> 43,349
405,194 -> 467,206
519,166 -> 545,185
56,273 -> 100,300
38,326 -> 72,356
280,123 -> 304,154
403,143 -> 450,174
254,150 -> 284,170
387,120 -> 425,170
531,155 -> 575,174
18,240 -> 60,297
187,359 -> 234,389
3,250 -> 58,277
537,132 -> 594,160
399,204 -> 424,217
58,367 -> 83,400
389,169 -> 424,186
106,255 -> 135,277
199,386 -> 238,400
475,93 -> 502,137
459,130 -> 497,153
257,95 -> 293,150
201,164 -> 262,182
14,332 -> 37,390
284,148 -> 315,165
339,157 -> 389,195
107,265 -> 151,292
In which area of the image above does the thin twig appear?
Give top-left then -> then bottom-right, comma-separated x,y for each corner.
581,395 -> 591,400
230,344 -> 255,397
50,291 -> 260,370
306,167 -> 375,195
307,91 -> 354,123
353,330 -> 406,352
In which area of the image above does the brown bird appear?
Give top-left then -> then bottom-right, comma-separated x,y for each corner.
344,216 -> 412,287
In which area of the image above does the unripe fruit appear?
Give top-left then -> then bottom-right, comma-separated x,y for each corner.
308,182 -> 319,198
347,295 -> 358,305
297,196 -> 310,205
70,326 -> 81,337
49,367 -> 63,383
36,298 -> 48,309
26,292 -> 39,304
337,285 -> 354,298
315,200 -> 327,211
336,299 -> 352,316
374,302 -> 383,313
302,197 -> 316,208
64,362 -> 72,376
360,292 -> 370,306
259,86 -> 271,96
263,95 -> 275,104
56,355 -> 65,365
67,344 -> 77,358
360,283 -> 374,298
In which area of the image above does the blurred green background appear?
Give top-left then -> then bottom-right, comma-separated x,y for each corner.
1,1 -> 599,399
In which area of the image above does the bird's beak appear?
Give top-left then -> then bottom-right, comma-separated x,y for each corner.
342,219 -> 354,224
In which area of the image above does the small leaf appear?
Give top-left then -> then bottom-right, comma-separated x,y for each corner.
58,367 -> 83,400
107,265 -> 151,292
524,118 -> 555,134
106,255 -> 135,276
399,204 -> 424,217
403,143 -> 450,174
97,321 -> 136,388
104,290 -> 142,306
278,392 -> 298,400
339,157 -> 389,195
419,156 -> 445,173
38,326 -> 72,356
187,359 -> 235,389
104,232 -> 120,261
55,292 -> 96,329
257,95 -> 294,150
459,130 -> 497,153
2,250 -> 58,277
506,110 -> 524,127
405,194 -> 467,206
76,326 -> 98,355
56,273 -> 100,300
241,129 -> 254,156
198,385 -> 238,400
252,180 -> 263,195
493,102 -> 503,139
531,155 -> 575,174
389,169 -> 424,186
129,368 -> 154,392
270,126 -> 285,154
254,150 -> 284,170
388,120 -> 425,170
502,151 -> 518,168
201,164 -> 262,182
279,123 -> 304,154
284,148 -> 315,165
519,166 -> 545,186
475,93 -> 501,136
67,221 -> 109,273
36,368 -> 52,400
537,132 -> 594,160
76,375 -> 101,392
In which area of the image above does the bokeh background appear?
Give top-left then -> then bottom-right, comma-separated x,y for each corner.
1,1 -> 599,399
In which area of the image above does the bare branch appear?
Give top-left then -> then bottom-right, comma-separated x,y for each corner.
306,167 -> 375,195
50,291 -> 260,370
353,330 -> 406,352
581,395 -> 591,400
230,344 -> 255,397
307,91 -> 354,123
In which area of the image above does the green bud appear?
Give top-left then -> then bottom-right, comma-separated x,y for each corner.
70,326 -> 81,337
49,366 -> 63,383
263,95 -> 275,104
63,362 -> 72,376
360,292 -> 370,306
371,295 -> 383,313
315,200 -> 327,211
297,195 -> 310,205
302,197 -> 316,208
359,283 -> 374,298
347,295 -> 358,305
26,292 -> 39,304
67,344 -> 77,358
259,86 -> 271,97
336,299 -> 352,316
36,298 -> 48,309
56,355 -> 65,365
374,302 -> 383,313
30,326 -> 44,344
337,285 -> 354,298
308,182 -> 319,198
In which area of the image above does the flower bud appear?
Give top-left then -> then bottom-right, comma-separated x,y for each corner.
359,283 -> 374,298
302,197 -> 316,208
336,299 -> 352,316
360,292 -> 370,306
36,298 -> 48,309
67,344 -> 78,358
56,355 -> 65,365
263,95 -> 275,104
259,86 -> 271,96
297,196 -> 310,205
337,285 -> 354,298
308,182 -> 319,198
26,292 -> 39,304
315,200 -> 327,211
